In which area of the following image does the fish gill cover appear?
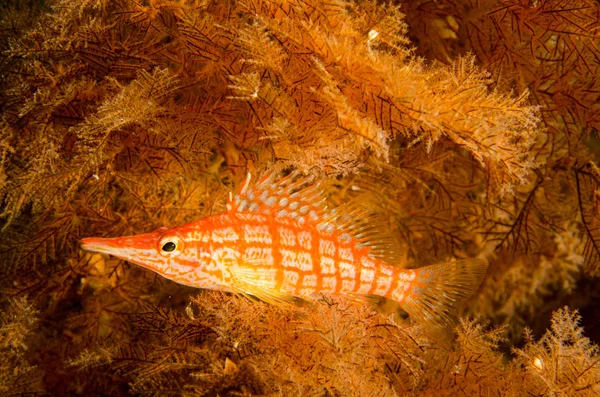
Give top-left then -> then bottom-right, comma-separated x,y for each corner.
0,0 -> 599,395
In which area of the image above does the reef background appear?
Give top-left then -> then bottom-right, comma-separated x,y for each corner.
1,0 -> 600,395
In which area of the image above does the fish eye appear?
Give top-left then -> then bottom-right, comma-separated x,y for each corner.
162,241 -> 177,252
158,234 -> 183,257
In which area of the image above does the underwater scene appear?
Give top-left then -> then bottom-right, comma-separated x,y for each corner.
1,0 -> 600,395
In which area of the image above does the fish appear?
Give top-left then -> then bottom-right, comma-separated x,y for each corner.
80,171 -> 488,332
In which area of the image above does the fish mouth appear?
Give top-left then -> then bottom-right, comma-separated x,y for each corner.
80,232 -> 161,262
80,237 -> 123,256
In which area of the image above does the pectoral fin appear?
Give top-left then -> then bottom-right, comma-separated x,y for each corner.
229,265 -> 297,306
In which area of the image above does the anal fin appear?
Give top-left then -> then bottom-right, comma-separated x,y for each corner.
345,294 -> 406,316
345,293 -> 383,306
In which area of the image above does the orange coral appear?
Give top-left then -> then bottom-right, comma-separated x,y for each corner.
0,0 -> 599,395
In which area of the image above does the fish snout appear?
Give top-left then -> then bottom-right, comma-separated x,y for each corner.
80,237 -> 123,255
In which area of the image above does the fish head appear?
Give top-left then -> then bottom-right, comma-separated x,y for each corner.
80,224 -> 215,286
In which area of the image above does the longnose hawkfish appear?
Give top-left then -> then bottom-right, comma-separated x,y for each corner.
81,171 -> 487,332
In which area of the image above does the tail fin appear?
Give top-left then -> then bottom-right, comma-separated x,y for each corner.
398,259 -> 488,334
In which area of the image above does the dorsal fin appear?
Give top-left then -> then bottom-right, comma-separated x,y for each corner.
227,170 -> 328,225
319,197 -> 405,265
227,170 -> 404,266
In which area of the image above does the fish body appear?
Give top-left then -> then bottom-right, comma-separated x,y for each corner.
81,172 -> 487,331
